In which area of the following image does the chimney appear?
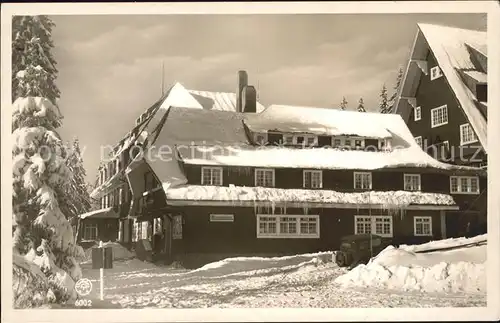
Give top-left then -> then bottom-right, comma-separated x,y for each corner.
242,85 -> 257,113
236,70 -> 248,113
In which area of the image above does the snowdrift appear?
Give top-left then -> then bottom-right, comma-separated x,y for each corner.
82,241 -> 135,263
335,235 -> 486,293
399,234 -> 487,252
189,252 -> 334,278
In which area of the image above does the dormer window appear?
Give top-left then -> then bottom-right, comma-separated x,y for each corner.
414,106 -> 422,121
296,136 -> 305,145
430,66 -> 442,80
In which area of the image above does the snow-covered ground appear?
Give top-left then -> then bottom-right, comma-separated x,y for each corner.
78,236 -> 486,308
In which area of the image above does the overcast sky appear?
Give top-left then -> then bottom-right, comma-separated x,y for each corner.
50,13 -> 486,182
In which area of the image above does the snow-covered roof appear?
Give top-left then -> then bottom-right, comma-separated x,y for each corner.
394,23 -> 487,151
78,207 -> 119,220
178,145 -> 481,172
165,185 -> 458,208
151,106 -> 249,146
187,89 -> 266,113
245,105 -> 392,138
463,70 -> 487,83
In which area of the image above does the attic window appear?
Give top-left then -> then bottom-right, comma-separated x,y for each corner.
430,66 -> 442,81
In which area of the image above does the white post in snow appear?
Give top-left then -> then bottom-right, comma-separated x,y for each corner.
99,240 -> 104,301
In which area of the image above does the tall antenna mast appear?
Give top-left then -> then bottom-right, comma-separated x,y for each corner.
161,60 -> 165,97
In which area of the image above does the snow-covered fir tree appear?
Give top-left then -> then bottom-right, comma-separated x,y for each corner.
340,97 -> 348,110
61,138 -> 92,242
379,84 -> 390,113
388,67 -> 404,111
12,15 -> 84,307
357,98 -> 366,112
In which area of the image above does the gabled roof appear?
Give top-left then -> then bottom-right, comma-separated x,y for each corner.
187,89 -> 265,112
394,23 -> 487,151
245,104 -> 393,138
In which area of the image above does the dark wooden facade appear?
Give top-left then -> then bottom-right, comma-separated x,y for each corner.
405,50 -> 486,166
166,206 -> 445,268
78,217 -> 119,243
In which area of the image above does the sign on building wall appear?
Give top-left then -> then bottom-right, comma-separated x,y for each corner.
209,214 -> 235,222
173,215 -> 183,239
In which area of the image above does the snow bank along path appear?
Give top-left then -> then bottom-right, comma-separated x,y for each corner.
335,235 -> 487,293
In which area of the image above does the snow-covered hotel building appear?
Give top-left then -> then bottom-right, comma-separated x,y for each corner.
83,67 -> 486,267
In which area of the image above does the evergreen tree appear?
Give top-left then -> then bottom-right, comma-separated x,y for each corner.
12,15 -> 83,307
388,67 -> 404,112
379,84 -> 390,113
61,138 -> 92,242
357,98 -> 366,112
340,97 -> 348,110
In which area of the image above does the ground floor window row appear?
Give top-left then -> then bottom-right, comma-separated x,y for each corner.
117,214 -> 435,242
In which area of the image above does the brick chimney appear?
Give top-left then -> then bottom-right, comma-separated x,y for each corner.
242,85 -> 257,113
236,70 -> 248,113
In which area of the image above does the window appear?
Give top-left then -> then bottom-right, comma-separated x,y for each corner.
431,105 -> 448,128
83,223 -> 98,241
404,174 -> 421,191
132,220 -> 139,242
172,215 -> 183,239
355,216 -> 372,234
414,106 -> 422,121
303,170 -> 323,189
153,217 -> 163,234
123,219 -> 130,243
414,136 -> 423,149
255,168 -> 275,187
295,136 -> 305,145
258,216 -> 277,235
460,123 -> 478,145
254,133 -> 267,145
209,214 -> 235,222
430,66 -> 442,80
354,139 -> 364,150
333,138 -> 342,147
378,138 -> 392,151
354,172 -> 372,189
414,216 -> 432,236
201,167 -> 223,185
450,176 -> 480,194
118,221 -> 123,242
283,134 -> 294,145
305,135 -> 317,147
257,214 -> 320,238
355,216 -> 393,237
141,221 -> 149,240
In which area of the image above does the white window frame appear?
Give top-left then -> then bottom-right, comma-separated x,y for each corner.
430,66 -> 443,81
459,123 -> 478,145
414,216 -> 433,236
430,105 -> 448,128
353,172 -> 372,189
255,168 -> 275,187
201,166 -> 223,186
256,214 -> 320,239
210,214 -> 235,222
414,106 -> 422,121
354,215 -> 393,238
414,136 -> 423,149
303,170 -> 323,189
283,134 -> 294,145
450,176 -> 480,194
404,174 -> 421,191
83,223 -> 98,241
